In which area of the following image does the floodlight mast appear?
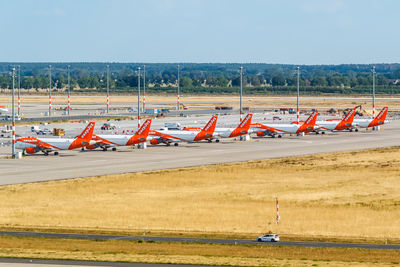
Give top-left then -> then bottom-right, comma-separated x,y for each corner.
48,65 -> 52,116
67,65 -> 71,115
143,65 -> 146,112
240,66 -> 243,121
137,67 -> 141,128
17,65 -> 21,117
106,64 -> 110,114
297,66 -> 300,123
11,67 -> 16,158
177,65 -> 180,111
372,66 -> 376,119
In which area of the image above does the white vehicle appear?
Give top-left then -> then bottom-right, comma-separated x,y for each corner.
31,126 -> 40,132
257,234 -> 279,242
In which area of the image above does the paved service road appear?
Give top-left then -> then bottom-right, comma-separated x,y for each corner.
1,119 -> 399,186
0,231 -> 399,250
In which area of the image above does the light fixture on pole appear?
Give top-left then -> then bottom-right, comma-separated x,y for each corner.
106,65 -> 110,114
297,66 -> 300,123
143,65 -> 146,112
17,65 -> 21,117
137,67 -> 141,128
67,65 -> 71,115
48,65 -> 52,116
240,66 -> 243,121
372,66 -> 376,119
11,67 -> 16,158
177,65 -> 180,111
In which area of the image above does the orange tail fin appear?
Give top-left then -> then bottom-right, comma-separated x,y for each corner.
229,114 -> 253,137
77,122 -> 95,141
136,119 -> 152,137
371,107 -> 388,126
201,115 -> 218,134
342,109 -> 356,124
194,115 -> 218,141
297,111 -> 318,133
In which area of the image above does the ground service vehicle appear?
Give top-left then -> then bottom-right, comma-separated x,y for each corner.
257,234 -> 279,242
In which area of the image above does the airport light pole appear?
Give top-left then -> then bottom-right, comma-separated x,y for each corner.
143,65 -> 146,112
240,66 -> 243,121
11,67 -> 15,158
372,66 -> 376,119
177,64 -> 180,111
48,65 -> 52,116
106,64 -> 110,114
17,65 -> 21,117
137,67 -> 141,128
297,66 -> 300,123
67,65 -> 71,115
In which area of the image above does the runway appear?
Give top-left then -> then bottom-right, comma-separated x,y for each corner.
0,231 -> 399,250
0,118 -> 399,186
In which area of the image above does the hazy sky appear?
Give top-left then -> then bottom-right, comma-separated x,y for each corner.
1,0 -> 399,64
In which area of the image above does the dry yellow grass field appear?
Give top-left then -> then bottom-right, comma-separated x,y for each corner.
1,147 -> 400,242
0,95 -> 399,110
0,236 -> 398,266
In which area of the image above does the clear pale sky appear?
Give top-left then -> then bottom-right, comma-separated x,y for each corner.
1,0 -> 398,64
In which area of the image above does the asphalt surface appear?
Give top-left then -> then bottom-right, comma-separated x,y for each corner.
0,116 -> 399,186
0,258 -> 214,267
0,231 -> 399,250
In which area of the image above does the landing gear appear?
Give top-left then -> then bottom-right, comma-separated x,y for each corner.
355,128 -> 359,132
54,152 -> 59,156
215,139 -> 220,143
277,135 -> 282,138
316,132 -> 320,135
22,150 -> 26,156
208,139 -> 212,143
271,135 -> 276,138
166,143 -> 171,147
174,143 -> 179,147
112,147 -> 117,151
43,151 -> 49,156
103,147 -> 108,151
321,131 -> 325,135
81,147 -> 85,151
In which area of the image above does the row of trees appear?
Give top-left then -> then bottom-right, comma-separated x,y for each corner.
0,73 -> 395,90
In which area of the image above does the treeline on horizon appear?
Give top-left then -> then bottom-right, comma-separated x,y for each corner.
1,63 -> 400,95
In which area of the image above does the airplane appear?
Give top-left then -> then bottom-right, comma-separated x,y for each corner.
183,114 -> 253,141
86,119 -> 152,151
149,115 -> 218,146
308,109 -> 356,134
353,107 -> 388,129
0,106 -> 8,115
16,122 -> 96,156
251,111 -> 318,138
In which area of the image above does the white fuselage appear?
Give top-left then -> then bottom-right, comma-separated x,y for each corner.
15,137 -> 93,151
153,129 -> 202,142
261,124 -> 301,134
315,121 -> 340,131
